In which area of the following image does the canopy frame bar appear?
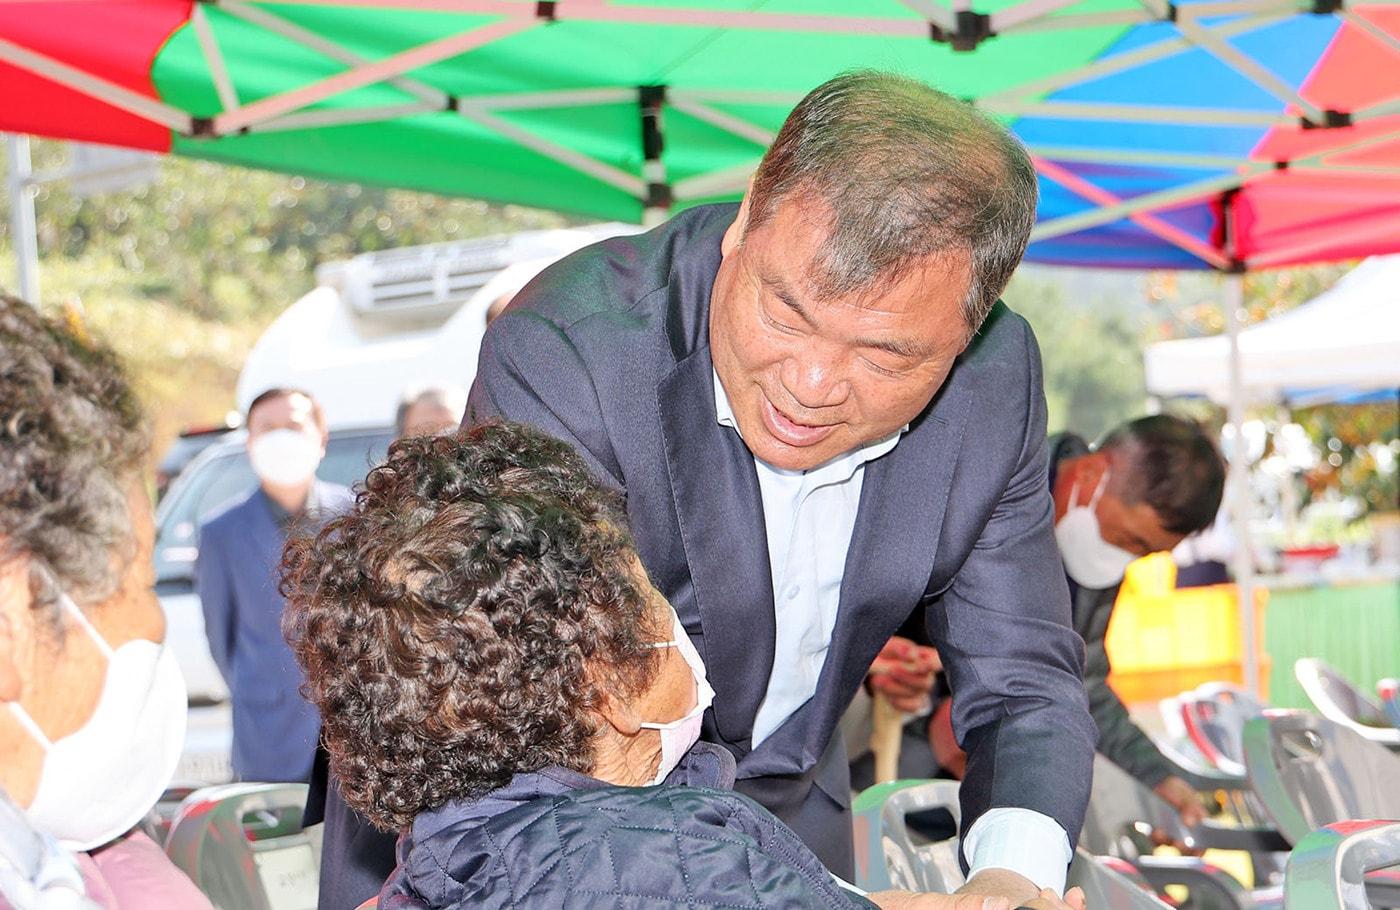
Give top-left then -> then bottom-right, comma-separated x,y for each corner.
191,3 -> 240,113
211,15 -> 538,134
667,97 -> 774,147
454,104 -> 646,198
892,0 -> 957,34
1028,144 -> 1253,169
1176,17 -> 1327,124
1339,9 -> 1400,58
979,14 -> 1281,105
672,159 -> 758,202
979,99 -> 1289,127
1029,166 -> 1268,240
216,0 -> 449,108
1033,154 -> 1233,268
0,35 -> 193,132
249,101 -> 439,133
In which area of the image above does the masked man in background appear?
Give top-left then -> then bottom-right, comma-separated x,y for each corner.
197,388 -> 352,784
925,415 -> 1226,825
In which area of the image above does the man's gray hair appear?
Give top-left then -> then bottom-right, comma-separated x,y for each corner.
745,70 -> 1039,340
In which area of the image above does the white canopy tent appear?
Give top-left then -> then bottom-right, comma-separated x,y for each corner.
1145,255 -> 1400,406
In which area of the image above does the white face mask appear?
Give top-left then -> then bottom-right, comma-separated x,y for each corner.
638,610 -> 714,787
1055,469 -> 1138,589
248,428 -> 323,488
8,584 -> 188,851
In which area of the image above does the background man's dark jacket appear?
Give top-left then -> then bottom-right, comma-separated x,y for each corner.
1049,434 -> 1174,788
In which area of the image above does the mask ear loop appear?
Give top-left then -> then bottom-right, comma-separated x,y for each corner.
1088,468 -> 1112,511
8,700 -> 53,750
7,571 -> 115,751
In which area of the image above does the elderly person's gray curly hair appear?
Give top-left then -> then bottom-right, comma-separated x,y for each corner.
0,296 -> 148,616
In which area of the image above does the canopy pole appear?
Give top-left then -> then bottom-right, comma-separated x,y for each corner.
1222,190 -> 1260,696
5,133 -> 39,305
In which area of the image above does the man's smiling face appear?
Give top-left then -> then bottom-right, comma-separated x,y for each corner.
708,194 -> 973,471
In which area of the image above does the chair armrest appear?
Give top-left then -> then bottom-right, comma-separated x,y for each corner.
1285,820 -> 1400,910
1133,855 -> 1255,910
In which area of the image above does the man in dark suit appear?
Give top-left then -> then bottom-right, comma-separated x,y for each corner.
197,388 -> 352,784
467,72 -> 1094,906
314,70 -> 1095,910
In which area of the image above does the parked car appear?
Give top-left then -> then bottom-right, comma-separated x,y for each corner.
154,421 -> 239,502
155,425 -> 394,706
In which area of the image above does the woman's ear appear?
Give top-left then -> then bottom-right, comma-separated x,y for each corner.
0,556 -> 32,702
593,686 -> 643,737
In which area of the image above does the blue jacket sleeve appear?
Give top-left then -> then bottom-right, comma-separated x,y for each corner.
195,521 -> 236,683
926,315 -> 1097,860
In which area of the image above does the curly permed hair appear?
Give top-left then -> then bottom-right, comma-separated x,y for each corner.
0,296 -> 147,614
281,421 -> 661,831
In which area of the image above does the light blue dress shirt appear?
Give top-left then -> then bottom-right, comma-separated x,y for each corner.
713,371 -> 1073,894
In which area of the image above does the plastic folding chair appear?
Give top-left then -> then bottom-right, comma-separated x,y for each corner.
1083,754 -> 1289,907
1295,659 -> 1400,749
1186,684 -> 1270,773
1284,821 -> 1400,910
852,780 -> 965,894
1243,712 -> 1400,908
1377,679 -> 1400,731
1242,712 -> 1400,846
854,778 -> 1196,909
164,782 -> 319,910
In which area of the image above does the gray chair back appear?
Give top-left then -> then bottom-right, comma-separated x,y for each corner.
851,780 -> 964,893
1066,850 -> 1175,909
1082,754 -> 1193,858
164,782 -> 318,910
1243,711 -> 1400,846
1295,659 -> 1400,747
1284,821 -> 1400,909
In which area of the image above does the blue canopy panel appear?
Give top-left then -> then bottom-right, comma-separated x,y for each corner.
1018,9 -> 1342,270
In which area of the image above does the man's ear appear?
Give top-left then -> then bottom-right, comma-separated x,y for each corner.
593,686 -> 643,737
720,175 -> 756,258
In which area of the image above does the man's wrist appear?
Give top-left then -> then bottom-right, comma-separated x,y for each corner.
957,868 -> 1041,905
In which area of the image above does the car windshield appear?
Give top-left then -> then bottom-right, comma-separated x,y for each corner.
155,429 -> 392,583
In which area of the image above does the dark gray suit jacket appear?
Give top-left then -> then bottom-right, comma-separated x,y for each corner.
465,203 -> 1096,874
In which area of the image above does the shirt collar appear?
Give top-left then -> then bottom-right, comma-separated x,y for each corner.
712,369 -> 905,478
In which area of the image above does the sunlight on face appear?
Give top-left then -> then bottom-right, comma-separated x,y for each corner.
709,196 -> 972,471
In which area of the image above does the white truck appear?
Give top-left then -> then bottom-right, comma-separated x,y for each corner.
157,224 -> 636,783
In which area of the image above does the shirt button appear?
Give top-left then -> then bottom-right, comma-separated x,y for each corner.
786,586 -> 801,600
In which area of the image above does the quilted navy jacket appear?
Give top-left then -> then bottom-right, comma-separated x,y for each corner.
377,743 -> 876,909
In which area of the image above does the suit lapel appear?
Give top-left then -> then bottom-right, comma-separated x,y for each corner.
657,346 -> 776,746
812,385 -> 972,752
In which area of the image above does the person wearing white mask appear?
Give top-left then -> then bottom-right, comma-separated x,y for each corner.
921,416 -> 1226,821
196,388 -> 352,784
280,421 -> 1083,910
0,296 -> 212,909
1047,416 -> 1225,825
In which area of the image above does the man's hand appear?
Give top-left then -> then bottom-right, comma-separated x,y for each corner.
867,890 -> 1085,910
868,636 -> 941,714
955,870 -> 1086,910
1153,775 -> 1206,828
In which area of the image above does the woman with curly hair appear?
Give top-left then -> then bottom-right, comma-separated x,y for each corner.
282,421 -> 1075,910
0,296 -> 212,909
